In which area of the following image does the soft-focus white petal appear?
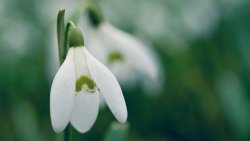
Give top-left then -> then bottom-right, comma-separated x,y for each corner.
78,14 -> 92,42
98,22 -> 160,81
109,62 -> 137,87
50,48 -> 75,133
70,92 -> 99,133
86,30 -> 108,64
84,48 -> 127,123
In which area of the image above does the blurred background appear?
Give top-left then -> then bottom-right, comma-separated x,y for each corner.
0,0 -> 250,141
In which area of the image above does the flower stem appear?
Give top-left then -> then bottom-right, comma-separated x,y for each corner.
64,126 -> 72,141
57,9 -> 73,141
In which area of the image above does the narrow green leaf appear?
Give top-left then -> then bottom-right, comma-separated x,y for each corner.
57,9 -> 65,65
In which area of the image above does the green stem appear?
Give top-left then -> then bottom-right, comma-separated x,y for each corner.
56,9 -> 73,141
64,126 -> 72,141
64,21 -> 76,49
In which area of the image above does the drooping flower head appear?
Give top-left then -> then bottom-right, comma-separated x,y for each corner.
50,22 -> 127,133
78,1 -> 163,92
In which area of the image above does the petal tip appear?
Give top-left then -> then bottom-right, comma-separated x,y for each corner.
115,108 -> 128,123
70,119 -> 96,134
69,93 -> 99,134
51,122 -> 67,133
74,125 -> 92,134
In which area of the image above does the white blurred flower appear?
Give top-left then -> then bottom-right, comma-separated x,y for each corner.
76,0 -> 164,93
82,15 -> 162,92
50,45 -> 127,133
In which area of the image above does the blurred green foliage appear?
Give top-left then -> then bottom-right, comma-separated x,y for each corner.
0,0 -> 250,141
104,122 -> 128,141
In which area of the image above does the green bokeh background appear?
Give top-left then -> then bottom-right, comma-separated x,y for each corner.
0,0 -> 250,141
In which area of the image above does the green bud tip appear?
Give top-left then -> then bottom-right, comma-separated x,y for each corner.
85,1 -> 104,26
68,22 -> 84,47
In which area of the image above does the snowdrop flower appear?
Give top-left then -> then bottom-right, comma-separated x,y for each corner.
50,25 -> 127,133
81,3 -> 163,91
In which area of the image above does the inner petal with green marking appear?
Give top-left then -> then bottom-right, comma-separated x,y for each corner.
75,75 -> 97,93
108,51 -> 124,64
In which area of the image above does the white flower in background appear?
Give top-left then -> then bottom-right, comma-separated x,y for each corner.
87,23 -> 161,88
50,26 -> 127,133
80,3 -> 163,92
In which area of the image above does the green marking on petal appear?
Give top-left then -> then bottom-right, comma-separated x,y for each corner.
108,51 -> 124,64
76,75 -> 96,93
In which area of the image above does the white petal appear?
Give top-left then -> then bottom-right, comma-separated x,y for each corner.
70,92 -> 99,133
98,22 -> 159,81
50,48 -> 76,133
84,48 -> 127,123
86,29 -> 108,65
73,47 -> 91,78
109,61 -> 137,87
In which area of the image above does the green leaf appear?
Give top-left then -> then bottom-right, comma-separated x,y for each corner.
57,9 -> 66,65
